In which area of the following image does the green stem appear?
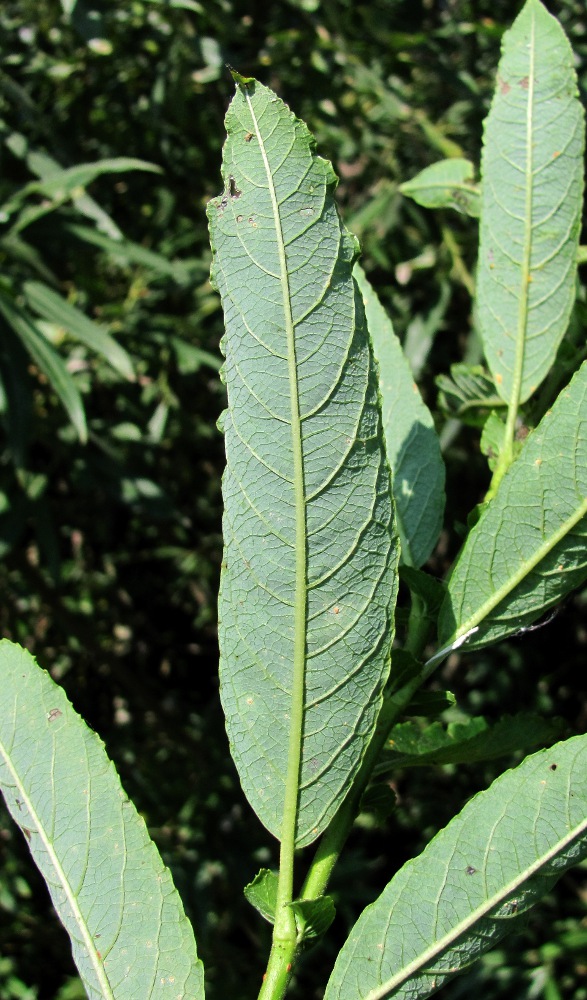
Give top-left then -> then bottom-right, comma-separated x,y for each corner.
300,672 -> 425,903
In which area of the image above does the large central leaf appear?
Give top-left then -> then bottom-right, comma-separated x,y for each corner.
208,77 -> 398,847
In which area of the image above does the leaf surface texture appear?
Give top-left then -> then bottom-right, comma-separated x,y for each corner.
208,79 -> 398,846
0,641 -> 204,1000
477,0 -> 584,404
325,734 -> 587,1000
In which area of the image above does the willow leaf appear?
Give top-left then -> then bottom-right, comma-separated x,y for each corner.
0,641 -> 204,1000
207,77 -> 398,848
400,159 -> 480,218
477,0 -> 584,405
355,266 -> 445,567
325,734 -> 587,1000
438,360 -> 587,651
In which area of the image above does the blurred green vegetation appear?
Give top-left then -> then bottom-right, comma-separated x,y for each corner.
0,1 -> 585,998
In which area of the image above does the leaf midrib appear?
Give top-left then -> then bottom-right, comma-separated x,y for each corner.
243,85 -> 307,919
362,810 -> 587,1000
451,493 -> 587,644
0,728 -> 116,999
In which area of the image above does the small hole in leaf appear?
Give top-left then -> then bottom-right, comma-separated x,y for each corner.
550,763 -> 558,771
466,866 -> 477,875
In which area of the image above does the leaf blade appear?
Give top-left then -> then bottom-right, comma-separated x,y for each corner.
208,79 -> 399,847
0,641 -> 204,1000
325,734 -> 587,1000
23,281 -> 135,382
0,294 -> 87,443
438,360 -> 587,651
355,266 -> 445,567
400,159 -> 480,217
477,0 -> 584,405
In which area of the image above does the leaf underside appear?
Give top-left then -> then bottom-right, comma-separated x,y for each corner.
208,79 -> 398,847
439,359 -> 587,650
477,0 -> 584,404
325,733 -> 587,1000
0,641 -> 204,1000
355,266 -> 445,568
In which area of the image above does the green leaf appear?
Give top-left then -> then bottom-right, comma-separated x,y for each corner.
207,78 -> 399,847
477,0 -> 584,405
2,157 -> 162,216
400,159 -> 480,217
290,897 -> 335,942
479,411 -> 507,471
379,713 -> 565,769
64,224 -> 191,283
244,869 -> 279,923
355,266 -> 445,567
0,641 -> 204,1000
436,363 -> 503,424
0,294 -> 87,443
438,360 -> 587,651
23,281 -> 135,382
325,733 -> 587,1000
407,689 -> 455,718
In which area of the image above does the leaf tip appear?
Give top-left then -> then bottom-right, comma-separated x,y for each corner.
227,65 -> 256,89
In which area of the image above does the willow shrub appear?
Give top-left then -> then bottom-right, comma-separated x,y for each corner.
1,2 -> 586,998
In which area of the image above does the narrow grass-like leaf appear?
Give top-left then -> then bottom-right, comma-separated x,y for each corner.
356,266 -> 445,567
2,157 -> 161,216
477,0 -> 584,404
0,294 -> 87,443
325,734 -> 587,1000
207,78 -> 398,847
400,159 -> 480,217
23,281 -> 135,382
0,641 -> 204,1000
65,223 -> 192,283
438,360 -> 587,651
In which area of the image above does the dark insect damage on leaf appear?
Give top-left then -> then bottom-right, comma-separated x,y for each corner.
244,132 -> 254,142
47,708 -> 63,722
229,175 -> 242,198
466,866 -> 477,875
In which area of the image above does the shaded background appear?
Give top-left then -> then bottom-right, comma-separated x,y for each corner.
0,1 -> 586,997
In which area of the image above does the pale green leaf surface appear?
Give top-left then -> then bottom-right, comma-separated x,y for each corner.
244,869 -> 278,923
400,159 -> 480,218
0,295 -> 87,443
477,0 -> 584,404
325,734 -> 587,1000
0,641 -> 204,1000
438,360 -> 587,650
23,281 -> 135,382
207,79 -> 398,847
355,267 -> 445,567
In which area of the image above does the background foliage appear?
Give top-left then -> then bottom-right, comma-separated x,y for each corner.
0,1 -> 585,998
